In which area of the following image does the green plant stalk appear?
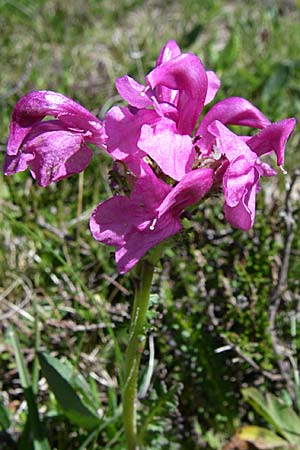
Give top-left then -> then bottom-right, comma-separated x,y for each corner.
122,260 -> 155,450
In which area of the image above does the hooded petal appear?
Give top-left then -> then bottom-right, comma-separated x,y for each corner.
223,156 -> 256,207
204,71 -> 221,105
104,106 -> 158,160
198,97 -> 271,152
138,119 -> 194,181
247,118 -> 296,166
155,40 -> 182,105
4,120 -> 92,186
7,91 -> 103,156
146,53 -> 208,134
223,174 -> 259,231
199,97 -> 271,132
156,40 -> 181,65
115,76 -> 153,108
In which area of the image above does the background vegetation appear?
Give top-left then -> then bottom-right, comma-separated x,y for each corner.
0,0 -> 300,448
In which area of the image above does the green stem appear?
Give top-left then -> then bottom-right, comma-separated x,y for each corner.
122,260 -> 155,450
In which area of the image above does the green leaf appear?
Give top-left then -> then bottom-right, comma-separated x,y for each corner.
237,425 -> 290,449
17,417 -> 34,450
38,352 -> 101,430
242,388 -> 300,445
265,393 -> 300,444
0,395 -> 10,430
42,353 -> 97,413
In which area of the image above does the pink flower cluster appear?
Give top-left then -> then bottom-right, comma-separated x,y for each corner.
3,40 -> 296,273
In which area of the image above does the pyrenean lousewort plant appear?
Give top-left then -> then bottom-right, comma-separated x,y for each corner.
3,40 -> 296,450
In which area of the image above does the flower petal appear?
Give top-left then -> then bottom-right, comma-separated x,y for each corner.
198,97 -> 271,152
90,195 -> 137,248
154,40 -> 182,105
91,159 -> 171,242
3,152 -> 35,176
207,120 -> 256,163
223,175 -> 259,231
115,212 -> 182,273
104,106 -> 157,160
90,162 -> 172,273
130,159 -> 172,209
247,118 -> 296,166
255,160 -> 277,177
158,167 -> 214,217
115,76 -> 152,108
7,90 -> 103,156
115,168 -> 214,273
8,120 -> 92,186
204,71 -> 221,105
90,165 -> 213,274
156,40 -> 181,65
138,120 -> 194,181
53,113 -> 105,147
223,156 -> 256,207
146,53 -> 208,134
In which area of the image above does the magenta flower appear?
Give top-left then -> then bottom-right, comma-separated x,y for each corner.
207,118 -> 296,230
3,91 -> 105,186
2,40 -> 296,274
90,160 -> 213,273
104,40 -> 221,181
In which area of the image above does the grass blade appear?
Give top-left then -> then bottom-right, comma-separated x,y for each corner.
9,328 -> 51,450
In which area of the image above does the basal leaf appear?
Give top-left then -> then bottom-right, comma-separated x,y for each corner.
242,388 -> 300,445
237,425 -> 290,449
265,393 -> 300,444
38,352 -> 101,430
